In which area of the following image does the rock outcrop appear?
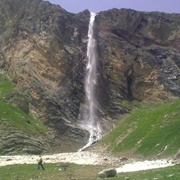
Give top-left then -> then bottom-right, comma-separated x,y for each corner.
0,0 -> 179,153
95,9 -> 180,117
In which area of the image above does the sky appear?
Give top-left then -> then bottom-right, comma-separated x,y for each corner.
47,0 -> 180,14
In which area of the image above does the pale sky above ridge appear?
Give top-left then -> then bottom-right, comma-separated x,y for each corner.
48,0 -> 180,14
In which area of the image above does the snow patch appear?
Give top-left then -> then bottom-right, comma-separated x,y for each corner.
116,159 -> 174,173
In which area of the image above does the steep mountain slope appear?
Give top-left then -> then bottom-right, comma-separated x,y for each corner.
0,0 -> 90,152
0,74 -> 49,154
90,99 -> 180,158
0,0 -> 179,153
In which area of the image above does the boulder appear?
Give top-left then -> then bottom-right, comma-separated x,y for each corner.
98,168 -> 117,178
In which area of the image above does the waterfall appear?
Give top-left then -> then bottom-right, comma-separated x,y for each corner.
79,12 -> 102,151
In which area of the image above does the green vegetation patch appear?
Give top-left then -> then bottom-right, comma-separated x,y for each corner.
101,99 -> 180,157
0,74 -> 15,99
0,163 -> 107,180
0,102 -> 47,134
0,74 -> 47,135
0,163 -> 179,180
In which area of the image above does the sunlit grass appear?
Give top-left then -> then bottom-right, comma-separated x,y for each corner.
100,99 -> 180,157
0,101 -> 47,135
0,163 -> 179,180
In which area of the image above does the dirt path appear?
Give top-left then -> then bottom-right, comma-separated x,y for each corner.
0,151 -> 178,173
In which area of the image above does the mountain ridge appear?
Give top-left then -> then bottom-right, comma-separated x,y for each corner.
0,0 -> 179,154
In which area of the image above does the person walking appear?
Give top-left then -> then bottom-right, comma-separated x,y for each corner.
37,156 -> 45,170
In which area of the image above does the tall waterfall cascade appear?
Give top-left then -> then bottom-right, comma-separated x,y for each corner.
78,12 -> 102,151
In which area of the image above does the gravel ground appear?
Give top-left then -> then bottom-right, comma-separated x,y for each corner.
0,151 -> 178,173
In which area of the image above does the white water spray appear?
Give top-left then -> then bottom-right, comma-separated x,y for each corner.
79,12 -> 102,151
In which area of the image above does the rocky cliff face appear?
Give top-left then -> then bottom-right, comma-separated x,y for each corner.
0,0 -> 179,153
95,9 -> 180,117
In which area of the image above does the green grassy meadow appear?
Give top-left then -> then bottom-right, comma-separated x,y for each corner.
99,99 -> 180,158
0,163 -> 179,180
